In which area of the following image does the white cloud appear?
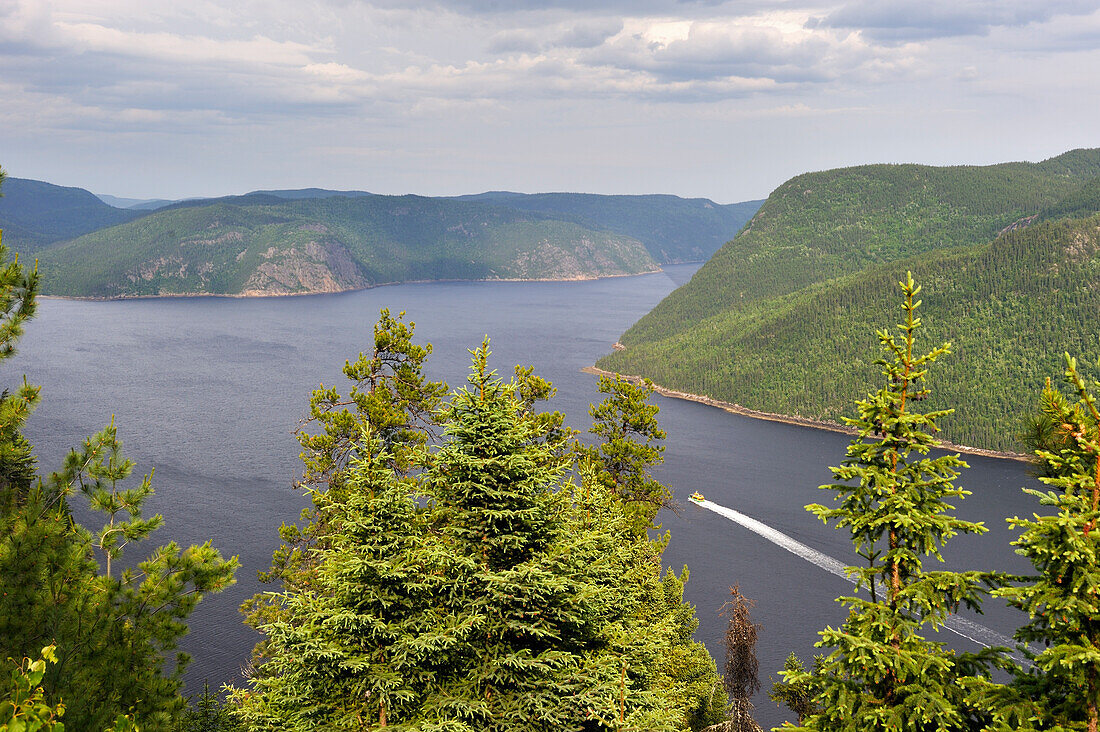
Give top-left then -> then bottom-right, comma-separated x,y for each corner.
0,0 -> 1096,200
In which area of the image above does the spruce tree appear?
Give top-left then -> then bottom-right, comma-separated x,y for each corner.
788,273 -> 1000,731
418,340 -> 584,730
238,336 -> 725,731
231,431 -> 443,730
243,309 -> 446,665
768,654 -> 823,726
975,354 -> 1100,731
565,464 -> 727,732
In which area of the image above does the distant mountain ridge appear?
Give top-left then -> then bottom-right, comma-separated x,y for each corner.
451,191 -> 763,264
2,177 -> 759,298
598,147 -> 1100,452
34,194 -> 662,297
0,178 -> 143,250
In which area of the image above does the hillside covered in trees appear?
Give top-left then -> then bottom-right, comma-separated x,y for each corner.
599,148 -> 1100,451
0,178 -> 760,298
0,177 -> 143,251
35,195 -> 661,297
7,163 -> 1100,730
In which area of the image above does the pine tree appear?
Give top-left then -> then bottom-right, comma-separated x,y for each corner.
296,308 -> 446,488
788,273 -> 1001,731
583,374 -> 670,534
0,174 -> 238,731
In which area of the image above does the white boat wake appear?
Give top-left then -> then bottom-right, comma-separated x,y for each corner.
693,498 -> 1031,663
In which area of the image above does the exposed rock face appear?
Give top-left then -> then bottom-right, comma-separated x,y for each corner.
129,256 -> 189,282
505,235 -> 657,280
1063,224 -> 1100,262
241,239 -> 368,295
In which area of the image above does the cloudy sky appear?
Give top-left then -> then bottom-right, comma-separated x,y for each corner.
1,0 -> 1098,202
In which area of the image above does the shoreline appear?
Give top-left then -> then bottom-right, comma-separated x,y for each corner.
581,365 -> 1030,463
37,266 -> 668,302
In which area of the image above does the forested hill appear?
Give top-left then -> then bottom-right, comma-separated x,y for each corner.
35,195 -> 659,298
598,149 -> 1100,452
450,192 -> 763,263
2,175 -> 761,297
0,177 -> 143,251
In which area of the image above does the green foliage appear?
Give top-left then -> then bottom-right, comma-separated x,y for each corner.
1,646 -> 65,732
599,149 -> 1100,452
1039,176 -> 1100,222
973,354 -> 1100,731
786,274 -> 1003,732
0,175 -> 238,731
242,309 -> 446,668
582,375 -> 670,533
0,177 -> 140,254
34,196 -> 660,297
0,420 -> 239,731
237,335 -> 725,731
767,654 -> 823,726
232,431 -> 441,730
453,192 -> 763,264
182,682 -> 238,732
296,308 -> 446,486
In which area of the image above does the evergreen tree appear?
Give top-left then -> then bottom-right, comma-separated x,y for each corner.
0,174 -> 238,731
974,354 -> 1100,731
243,309 -> 446,666
237,337 -> 725,731
582,374 -> 669,534
417,340 -> 586,730
787,273 -> 1001,731
296,308 -> 446,488
231,431 -> 443,730
183,682 -> 239,732
768,654 -> 823,726
564,466 -> 727,731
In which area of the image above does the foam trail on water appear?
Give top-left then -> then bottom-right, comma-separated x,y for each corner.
694,498 -> 1030,663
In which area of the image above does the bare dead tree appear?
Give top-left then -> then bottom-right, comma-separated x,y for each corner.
705,584 -> 764,732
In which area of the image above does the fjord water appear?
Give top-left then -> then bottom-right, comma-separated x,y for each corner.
12,265 -> 1040,728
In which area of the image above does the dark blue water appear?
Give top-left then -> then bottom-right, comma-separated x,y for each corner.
8,264 -> 1041,729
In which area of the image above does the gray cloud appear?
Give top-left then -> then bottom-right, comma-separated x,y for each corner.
813,0 -> 1100,43
555,20 -> 624,48
1,0 -> 1096,201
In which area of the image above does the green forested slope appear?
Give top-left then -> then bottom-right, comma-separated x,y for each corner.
621,149 -> 1100,348
36,195 -> 658,297
451,191 -> 763,263
0,177 -> 142,251
600,150 -> 1100,452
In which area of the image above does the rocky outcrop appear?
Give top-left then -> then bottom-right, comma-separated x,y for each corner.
241,239 -> 368,295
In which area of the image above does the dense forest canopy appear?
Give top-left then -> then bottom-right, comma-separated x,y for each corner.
0,178 -> 760,298
600,148 -> 1100,452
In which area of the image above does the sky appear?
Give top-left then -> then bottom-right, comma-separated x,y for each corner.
1,0 -> 1098,203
